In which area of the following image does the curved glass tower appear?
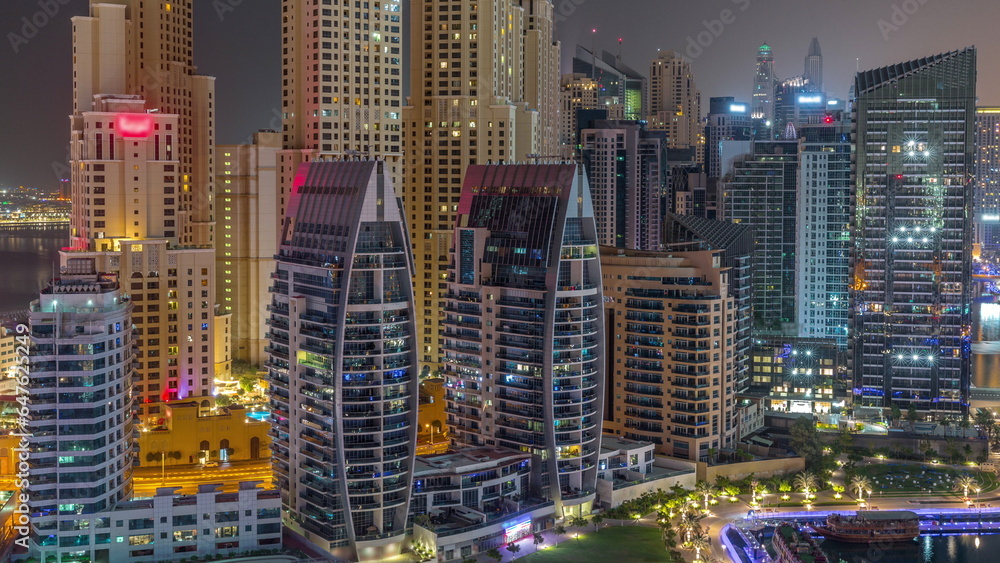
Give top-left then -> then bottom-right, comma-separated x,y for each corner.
268,160 -> 418,561
442,163 -> 605,518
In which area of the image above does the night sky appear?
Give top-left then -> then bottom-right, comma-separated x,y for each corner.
2,0 -> 999,189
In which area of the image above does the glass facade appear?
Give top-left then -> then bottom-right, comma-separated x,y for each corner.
850,48 -> 976,415
442,164 -> 605,515
268,161 -> 418,558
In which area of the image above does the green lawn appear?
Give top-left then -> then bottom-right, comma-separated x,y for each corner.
521,526 -> 665,563
851,463 -> 994,495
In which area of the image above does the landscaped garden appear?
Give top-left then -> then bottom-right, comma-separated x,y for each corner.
519,526 -> 665,563
850,462 -> 998,495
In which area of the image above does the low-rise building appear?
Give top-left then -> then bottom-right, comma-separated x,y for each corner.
138,402 -> 270,466
595,436 -> 697,509
411,448 -> 551,561
417,378 -> 449,456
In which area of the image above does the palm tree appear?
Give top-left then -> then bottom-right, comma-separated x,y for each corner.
552,524 -> 567,547
724,484 -> 740,501
678,510 -> 703,543
485,548 -> 502,563
850,475 -> 871,501
794,472 -> 818,500
748,477 -> 761,505
532,532 -> 544,551
695,480 -> 715,511
684,532 -> 711,562
570,515 -> 588,541
778,480 -> 792,500
506,542 -> 521,557
956,474 -> 979,499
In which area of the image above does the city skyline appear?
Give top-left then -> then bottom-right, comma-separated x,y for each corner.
6,0 -> 1000,188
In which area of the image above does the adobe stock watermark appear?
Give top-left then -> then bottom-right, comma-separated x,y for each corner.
553,0 -> 586,24
214,0 -> 246,21
877,0 -> 932,41
7,0 -> 75,54
11,324 -> 33,549
683,0 -> 751,63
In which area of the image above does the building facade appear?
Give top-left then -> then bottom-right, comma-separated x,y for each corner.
579,121 -> 667,250
442,163 -> 605,518
796,120 -> 851,346
216,132 -> 282,363
725,140 -> 800,336
67,1 -> 218,419
804,37 -> 823,93
647,51 -> 701,152
975,107 -> 1000,250
559,73 -> 599,158
572,45 -> 646,122
268,160 -> 418,561
403,0 -> 560,369
850,48 -> 976,416
752,43 -> 777,130
600,248 -> 741,460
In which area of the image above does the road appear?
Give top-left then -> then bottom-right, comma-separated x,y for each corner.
131,458 -> 273,496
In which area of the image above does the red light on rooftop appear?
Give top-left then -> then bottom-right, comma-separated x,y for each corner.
823,115 -> 834,123
896,175 -> 904,180
116,113 -> 154,138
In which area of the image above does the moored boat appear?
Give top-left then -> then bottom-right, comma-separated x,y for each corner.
810,510 -> 919,543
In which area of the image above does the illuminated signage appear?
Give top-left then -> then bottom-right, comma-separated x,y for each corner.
729,104 -> 747,113
797,95 -> 823,104
503,517 -> 532,543
116,113 -> 154,138
827,99 -> 839,106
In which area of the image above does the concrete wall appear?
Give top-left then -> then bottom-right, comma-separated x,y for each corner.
850,432 -> 989,460
696,457 -> 805,482
596,470 -> 697,509
138,403 -> 270,465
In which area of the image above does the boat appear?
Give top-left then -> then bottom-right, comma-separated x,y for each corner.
810,510 -> 920,543
772,523 -> 830,563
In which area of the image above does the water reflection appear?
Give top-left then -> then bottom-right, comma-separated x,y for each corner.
974,303 -> 1000,388
0,226 -> 66,313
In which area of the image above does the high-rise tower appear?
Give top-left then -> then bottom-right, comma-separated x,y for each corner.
804,37 -> 823,92
268,160 -> 418,561
975,107 -> 1000,250
442,163 -> 605,517
850,48 -> 976,416
648,50 -> 701,152
68,2 -> 218,417
752,43 -> 776,134
403,0 -> 560,368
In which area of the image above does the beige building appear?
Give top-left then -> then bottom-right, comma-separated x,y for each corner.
647,51 -> 702,157
403,0 -> 560,368
139,402 -> 270,466
277,0 -> 405,231
559,73 -> 599,158
601,247 -> 740,461
216,132 -> 282,363
67,2 -> 219,420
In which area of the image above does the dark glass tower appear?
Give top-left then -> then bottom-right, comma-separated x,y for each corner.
268,160 -> 418,561
850,48 -> 976,416
442,163 -> 606,517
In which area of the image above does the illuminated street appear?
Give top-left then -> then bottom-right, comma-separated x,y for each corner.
131,458 -> 273,496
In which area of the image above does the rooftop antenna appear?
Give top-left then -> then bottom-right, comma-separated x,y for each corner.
617,37 -> 623,62
591,28 -> 597,81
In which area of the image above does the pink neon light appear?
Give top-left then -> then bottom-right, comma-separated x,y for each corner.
116,113 -> 154,138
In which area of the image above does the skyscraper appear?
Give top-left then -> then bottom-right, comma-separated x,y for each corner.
268,160 -> 418,561
27,260 -> 135,552
67,1 -> 218,417
725,140 -> 800,335
647,51 -> 702,151
216,132 -> 282,363
601,247 -> 740,460
403,0 -> 560,368
580,120 -> 668,250
705,97 -> 752,182
279,0 -> 403,160
559,73 -> 599,157
804,37 -> 823,93
442,163 -> 605,517
752,43 -> 777,131
850,48 -> 976,416
796,118 -> 851,346
573,45 -> 647,121
975,107 -> 1000,250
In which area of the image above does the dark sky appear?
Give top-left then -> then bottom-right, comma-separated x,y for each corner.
2,0 -> 999,189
